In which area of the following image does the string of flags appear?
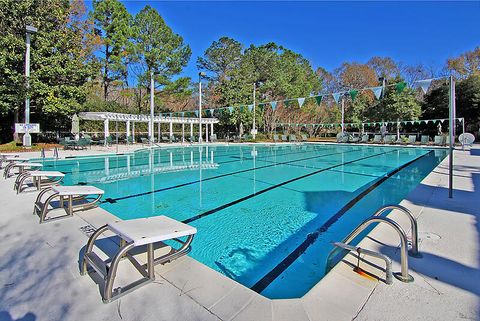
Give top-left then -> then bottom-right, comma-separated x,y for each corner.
276,117 -> 464,129
157,77 -> 445,118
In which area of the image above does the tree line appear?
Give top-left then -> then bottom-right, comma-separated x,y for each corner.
0,0 -> 479,143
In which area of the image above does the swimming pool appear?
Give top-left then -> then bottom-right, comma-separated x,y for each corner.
40,143 -> 447,299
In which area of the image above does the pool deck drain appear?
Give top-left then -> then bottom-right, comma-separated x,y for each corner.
0,143 -> 478,321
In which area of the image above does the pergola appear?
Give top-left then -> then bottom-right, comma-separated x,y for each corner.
78,112 -> 219,143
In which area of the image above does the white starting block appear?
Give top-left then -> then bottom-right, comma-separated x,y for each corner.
4,162 -> 42,178
81,216 -> 197,303
14,170 -> 65,193
33,185 -> 104,223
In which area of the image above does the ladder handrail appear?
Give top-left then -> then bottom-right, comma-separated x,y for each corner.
328,216 -> 414,283
372,204 -> 419,257
332,242 -> 393,285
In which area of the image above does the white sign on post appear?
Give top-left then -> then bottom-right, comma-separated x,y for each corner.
15,123 -> 40,134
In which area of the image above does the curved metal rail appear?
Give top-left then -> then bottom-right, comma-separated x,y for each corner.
372,204 -> 420,257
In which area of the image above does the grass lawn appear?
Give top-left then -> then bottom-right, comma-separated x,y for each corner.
0,141 -> 60,153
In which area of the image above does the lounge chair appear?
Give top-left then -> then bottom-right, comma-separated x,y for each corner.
348,135 -> 360,143
273,134 -> 279,143
161,136 -> 170,143
360,134 -> 369,143
281,135 -> 288,142
289,135 -> 297,142
433,135 -> 444,146
33,185 -> 104,223
210,134 -> 218,142
384,135 -> 394,144
407,135 -> 417,145
420,135 -> 430,145
81,215 -> 197,303
301,134 -> 308,142
140,137 -> 149,146
371,135 -> 382,144
395,135 -> 406,144
14,170 -> 64,193
126,136 -> 134,144
4,162 -> 43,179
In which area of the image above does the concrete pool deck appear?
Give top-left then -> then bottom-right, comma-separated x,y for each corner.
0,144 -> 478,321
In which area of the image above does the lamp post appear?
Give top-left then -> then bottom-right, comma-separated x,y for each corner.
23,25 -> 37,147
252,82 -> 256,140
149,71 -> 154,145
198,72 -> 206,143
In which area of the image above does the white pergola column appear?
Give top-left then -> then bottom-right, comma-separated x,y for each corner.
104,119 -> 109,146
190,123 -> 193,141
182,123 -> 185,143
210,123 -> 214,138
169,121 -> 173,139
132,122 -> 135,142
205,123 -> 209,143
157,122 -> 161,142
126,121 -> 131,138
148,118 -> 152,142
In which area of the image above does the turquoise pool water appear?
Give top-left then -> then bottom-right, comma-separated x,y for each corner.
39,144 -> 447,298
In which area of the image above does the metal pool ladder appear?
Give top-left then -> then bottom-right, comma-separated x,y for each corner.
327,204 -> 420,283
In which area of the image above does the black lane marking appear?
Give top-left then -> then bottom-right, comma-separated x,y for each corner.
182,149 -> 398,225
249,150 -> 433,294
43,145 -> 335,175
101,148 -> 360,203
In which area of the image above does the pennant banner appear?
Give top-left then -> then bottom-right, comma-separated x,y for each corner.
297,97 -> 305,108
332,92 -> 342,104
194,110 -> 199,117
315,95 -> 322,105
247,104 -> 253,112
395,82 -> 407,93
284,100 -> 291,108
371,86 -> 383,99
349,90 -> 358,102
416,79 -> 433,94
270,101 -> 277,110
228,107 -> 233,113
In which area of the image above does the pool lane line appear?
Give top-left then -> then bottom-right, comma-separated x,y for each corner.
249,149 -> 433,294
72,145 -> 339,179
181,149 -> 398,225
45,144 -> 338,175
101,148 -> 361,204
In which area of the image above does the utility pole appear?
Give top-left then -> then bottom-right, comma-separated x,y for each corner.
198,72 -> 206,143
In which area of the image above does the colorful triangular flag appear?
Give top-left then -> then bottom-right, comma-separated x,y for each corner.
349,90 -> 358,102
297,97 -> 305,108
194,110 -> 199,117
209,109 -> 214,116
371,86 -> 383,99
284,100 -> 291,108
315,95 -> 322,105
270,101 -> 277,110
395,82 -> 407,93
247,104 -> 253,112
332,92 -> 342,104
416,79 -> 433,94
228,107 -> 233,113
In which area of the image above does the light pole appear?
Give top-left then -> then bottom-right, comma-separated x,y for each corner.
149,71 -> 155,145
252,82 -> 256,140
198,72 -> 206,143
23,25 -> 37,147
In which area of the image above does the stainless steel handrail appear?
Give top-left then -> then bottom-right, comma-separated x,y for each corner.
372,204 -> 420,257
333,216 -> 414,282
332,242 -> 393,285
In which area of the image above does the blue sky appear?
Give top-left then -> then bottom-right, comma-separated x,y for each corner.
86,1 -> 480,80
